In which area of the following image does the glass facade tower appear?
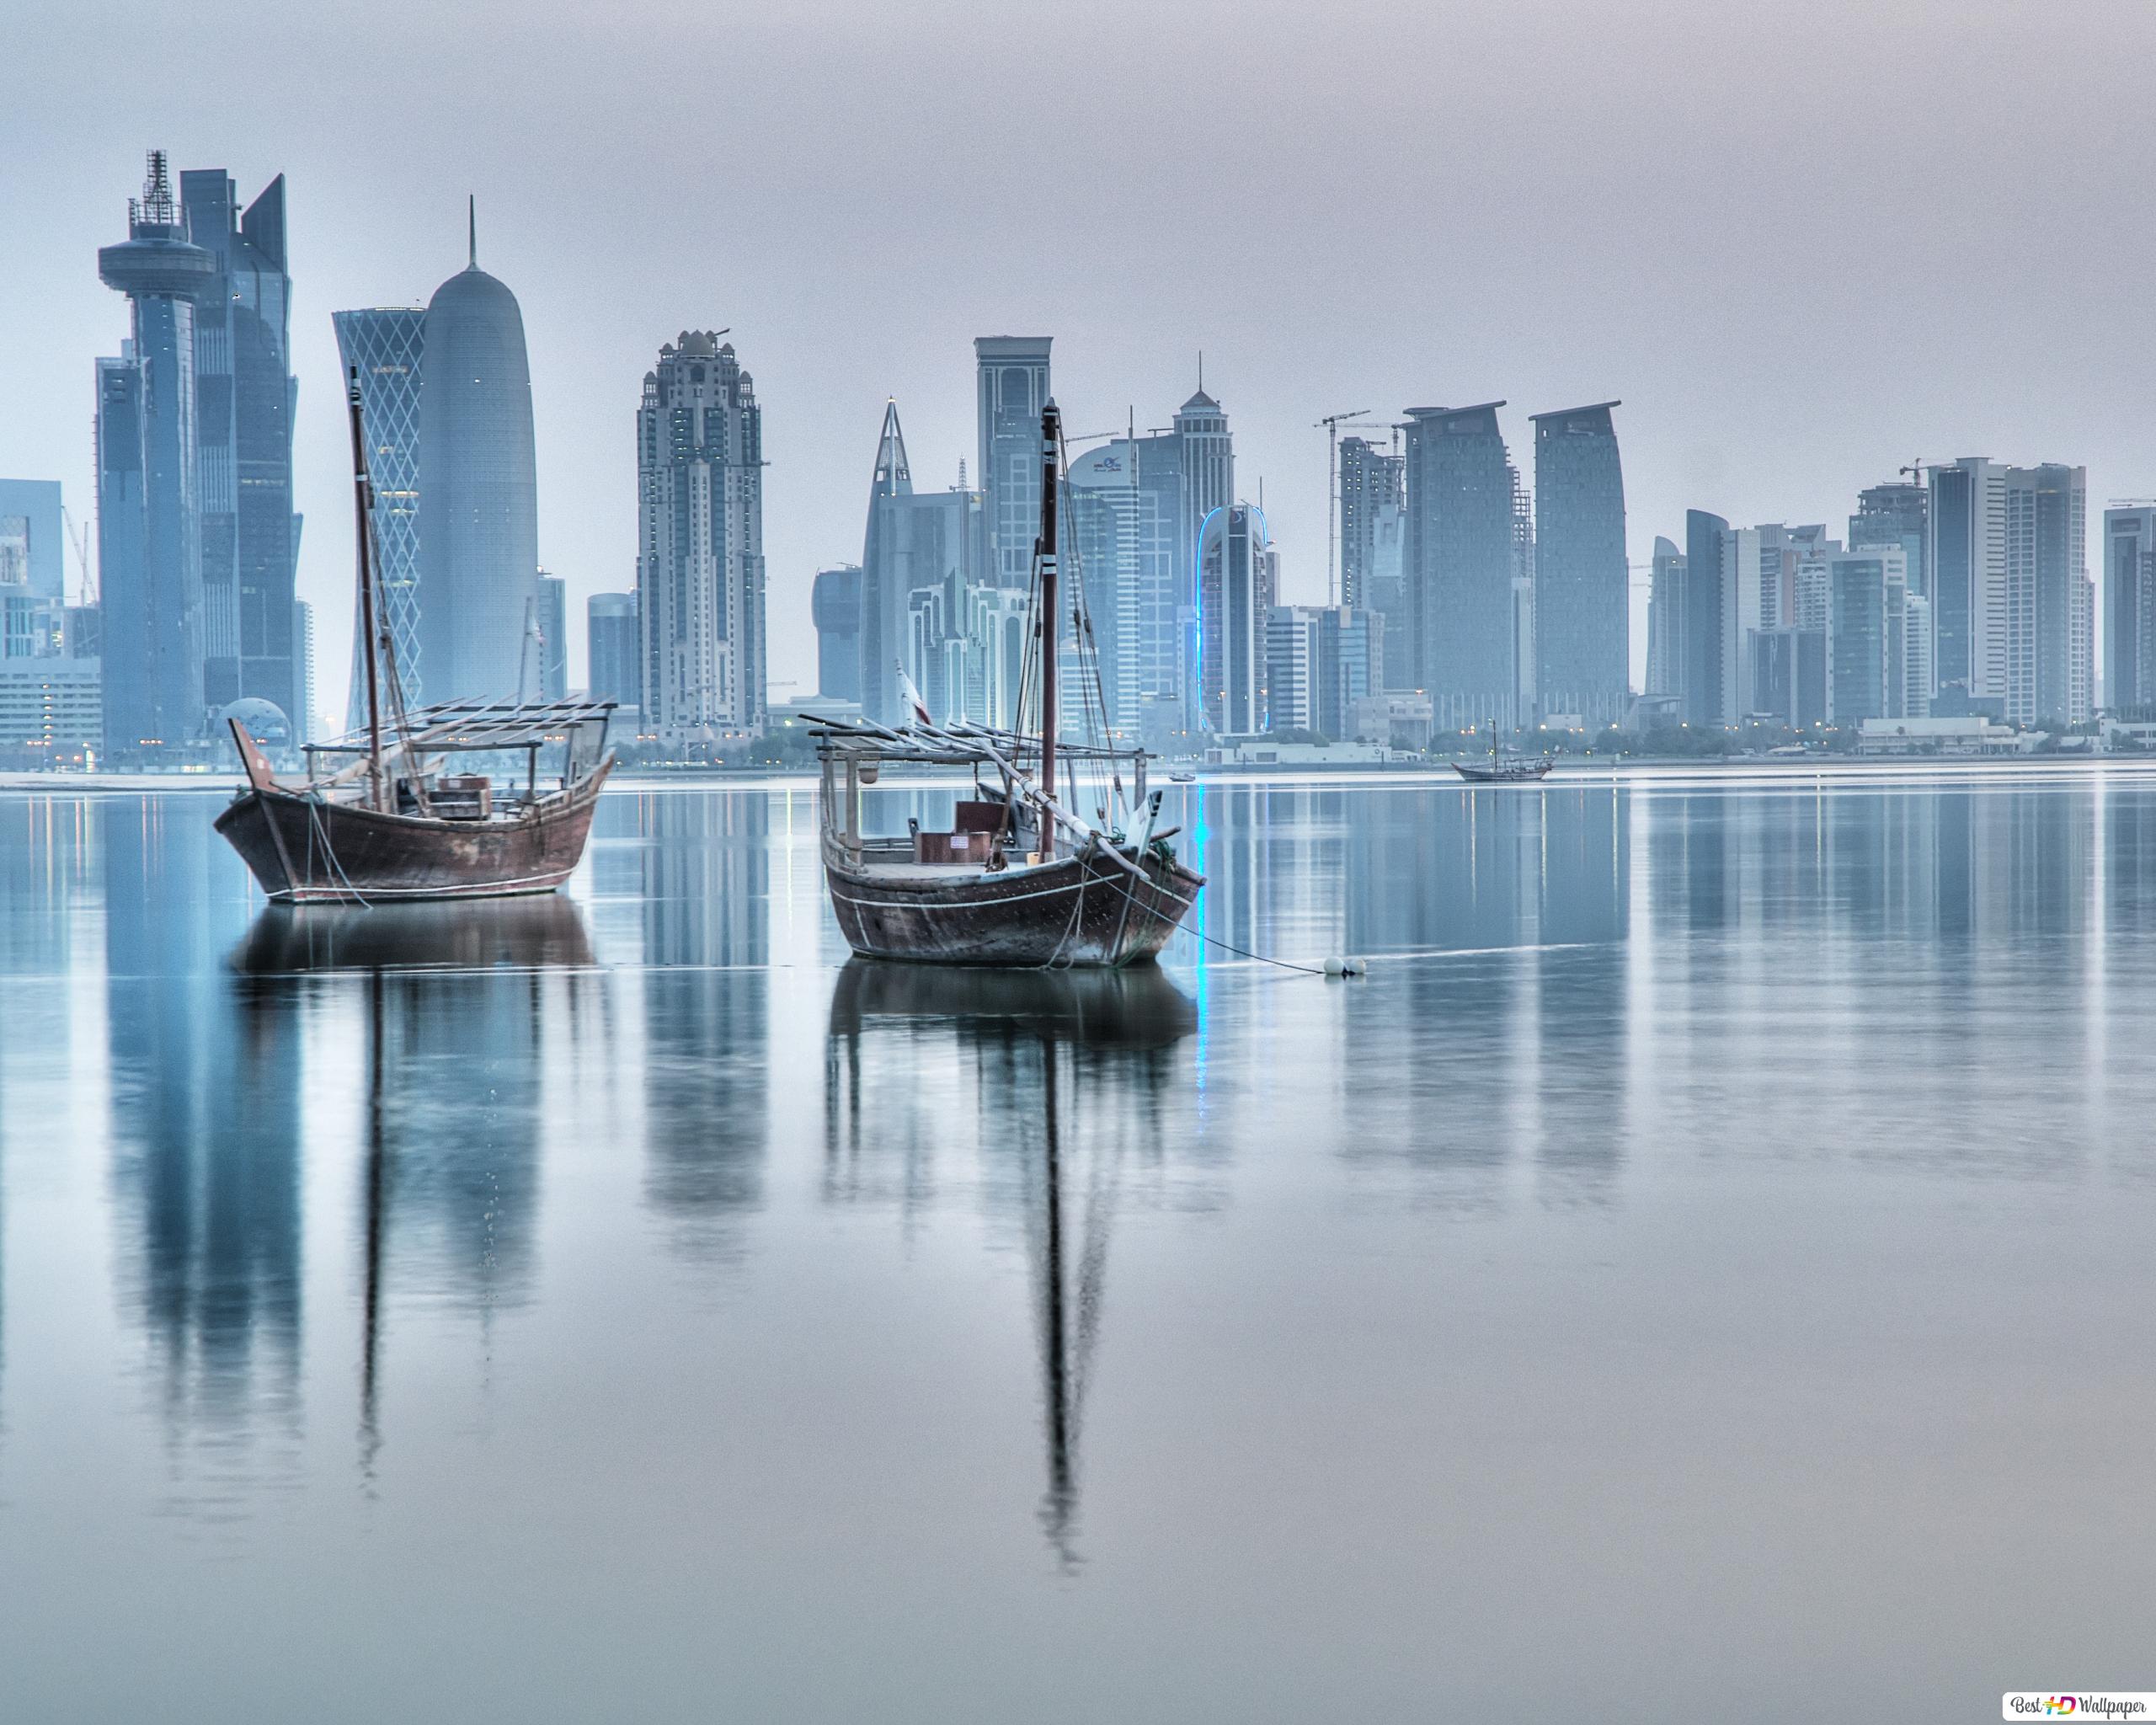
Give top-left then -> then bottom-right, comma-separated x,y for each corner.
1530,402 -> 1626,727
1405,403 -> 1518,732
418,236 -> 540,707
333,307 -> 425,725
974,338 -> 1052,590
97,152 -> 216,758
180,169 -> 298,728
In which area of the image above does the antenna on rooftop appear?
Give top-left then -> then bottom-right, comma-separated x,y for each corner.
467,195 -> 476,268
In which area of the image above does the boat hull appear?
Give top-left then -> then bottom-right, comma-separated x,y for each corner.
213,761 -> 612,904
824,839 -> 1203,968
1452,761 -> 1551,782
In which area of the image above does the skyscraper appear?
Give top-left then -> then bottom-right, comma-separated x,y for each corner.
1929,458 -> 2090,724
1340,434 -> 1407,689
536,570 -> 566,699
2104,505 -> 2156,714
333,306 -> 424,724
975,338 -> 1052,590
810,566 -> 862,702
1645,534 -> 1684,697
637,331 -> 766,740
1530,401 -> 1626,728
1404,403 -> 1518,732
857,401 -> 976,727
1850,481 -> 1928,597
417,215 -> 539,707
1198,504 -> 1273,733
1267,605 -> 1380,739
1927,458 -> 2005,713
2005,463 -> 2089,726
587,590 -> 642,713
1067,433 -> 1182,734
180,168 -> 297,725
1826,547 -> 1910,724
291,598 -> 314,741
97,152 -> 215,758
0,480 -> 66,661
1681,510 -> 1732,725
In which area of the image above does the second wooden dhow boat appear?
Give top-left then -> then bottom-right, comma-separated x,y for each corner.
813,400 -> 1203,968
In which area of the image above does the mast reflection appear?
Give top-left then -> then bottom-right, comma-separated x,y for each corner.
826,961 -> 1194,1567
233,894 -> 604,1477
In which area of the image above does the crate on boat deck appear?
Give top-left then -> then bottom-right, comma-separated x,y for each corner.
432,774 -> 494,820
915,830 -> 995,866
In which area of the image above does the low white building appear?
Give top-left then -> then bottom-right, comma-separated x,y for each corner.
1856,716 -> 2022,756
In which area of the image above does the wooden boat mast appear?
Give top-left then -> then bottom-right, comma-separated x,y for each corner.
345,367 -> 386,813
1037,400 -> 1061,826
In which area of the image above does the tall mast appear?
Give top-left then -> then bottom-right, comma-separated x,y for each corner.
1038,399 -> 1061,819
345,368 -> 386,811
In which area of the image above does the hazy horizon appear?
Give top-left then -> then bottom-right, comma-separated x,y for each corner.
6,0 -> 2153,719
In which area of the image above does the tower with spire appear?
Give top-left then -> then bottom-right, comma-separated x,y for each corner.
95,151 -> 216,758
414,200 -> 542,707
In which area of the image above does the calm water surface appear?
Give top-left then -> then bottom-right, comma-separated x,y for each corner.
0,766 -> 2150,1721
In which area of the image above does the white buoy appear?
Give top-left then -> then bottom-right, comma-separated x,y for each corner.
1323,956 -> 1347,977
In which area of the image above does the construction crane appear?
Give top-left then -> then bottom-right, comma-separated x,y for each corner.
1315,409 -> 1373,606
60,503 -> 96,606
1899,458 -> 1924,488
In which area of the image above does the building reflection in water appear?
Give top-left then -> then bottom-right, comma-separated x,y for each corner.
825,962 -> 1196,1567
103,798 -> 301,1442
639,790 -> 769,1260
1332,782 -> 1630,1211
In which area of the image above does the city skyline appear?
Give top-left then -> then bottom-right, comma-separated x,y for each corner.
12,1 -> 2156,717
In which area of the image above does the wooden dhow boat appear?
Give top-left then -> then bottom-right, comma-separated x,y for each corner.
1451,724 -> 1552,783
812,401 -> 1203,968
215,368 -> 616,904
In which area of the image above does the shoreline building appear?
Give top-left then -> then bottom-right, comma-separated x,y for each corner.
810,567 -> 862,703
536,570 -> 565,700
333,306 -> 425,724
1928,458 -> 2090,724
1530,402 -> 1625,728
97,152 -> 215,758
1267,605 -> 1380,739
181,168 -> 298,727
0,480 -> 66,659
975,338 -> 1052,590
1198,503 -> 1273,733
2104,505 -> 2156,714
637,331 -> 766,741
1405,403 -> 1518,733
418,215 -> 539,707
1645,534 -> 1683,697
587,590 -> 642,714
1339,434 -> 1408,689
857,401 -> 979,727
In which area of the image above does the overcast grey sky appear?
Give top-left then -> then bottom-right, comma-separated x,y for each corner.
4,0 -> 2153,714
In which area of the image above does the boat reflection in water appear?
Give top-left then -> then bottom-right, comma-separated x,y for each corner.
228,894 -> 602,1480
229,895 -> 597,974
827,959 -> 1195,1567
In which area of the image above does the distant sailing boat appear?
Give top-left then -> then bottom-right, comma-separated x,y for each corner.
811,401 -> 1203,966
1451,723 -> 1552,783
215,368 -> 617,902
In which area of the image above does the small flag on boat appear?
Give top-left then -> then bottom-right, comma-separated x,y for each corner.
897,665 -> 931,725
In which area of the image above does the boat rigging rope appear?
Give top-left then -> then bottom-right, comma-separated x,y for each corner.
1085,859 -> 1334,979
303,793 -> 372,907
